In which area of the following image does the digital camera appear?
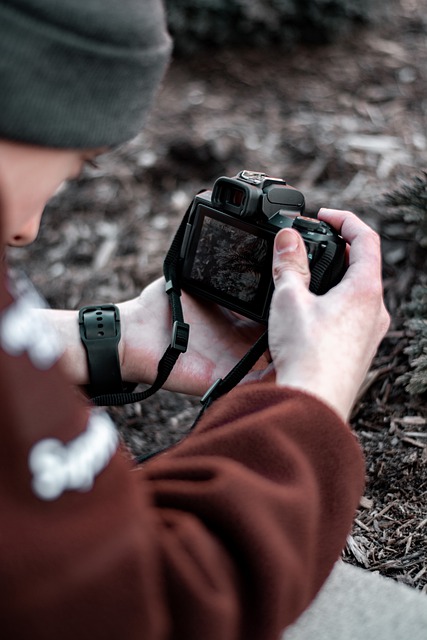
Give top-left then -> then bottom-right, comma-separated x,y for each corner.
179,170 -> 346,323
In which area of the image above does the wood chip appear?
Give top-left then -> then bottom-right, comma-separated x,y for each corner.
359,496 -> 374,509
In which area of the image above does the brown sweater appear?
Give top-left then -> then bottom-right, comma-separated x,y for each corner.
0,269 -> 365,640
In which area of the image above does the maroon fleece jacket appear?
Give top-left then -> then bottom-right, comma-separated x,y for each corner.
0,268 -> 364,640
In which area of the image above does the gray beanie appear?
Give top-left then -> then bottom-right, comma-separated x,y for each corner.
0,0 -> 172,148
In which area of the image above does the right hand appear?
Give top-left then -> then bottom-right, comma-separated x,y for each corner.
268,208 -> 390,421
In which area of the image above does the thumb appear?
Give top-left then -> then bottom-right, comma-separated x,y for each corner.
273,228 -> 311,289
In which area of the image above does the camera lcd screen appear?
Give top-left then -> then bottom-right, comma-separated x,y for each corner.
182,206 -> 274,321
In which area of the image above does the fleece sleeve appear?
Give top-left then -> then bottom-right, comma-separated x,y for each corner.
0,269 -> 365,640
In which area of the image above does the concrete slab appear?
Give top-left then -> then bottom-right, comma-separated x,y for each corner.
282,560 -> 427,640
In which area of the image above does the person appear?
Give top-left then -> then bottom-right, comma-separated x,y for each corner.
0,1 -> 390,639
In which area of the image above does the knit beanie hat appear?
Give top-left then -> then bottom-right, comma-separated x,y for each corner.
0,0 -> 172,148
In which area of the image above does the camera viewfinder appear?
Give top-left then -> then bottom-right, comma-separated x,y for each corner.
226,186 -> 245,207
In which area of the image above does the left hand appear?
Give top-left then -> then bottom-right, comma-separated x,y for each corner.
119,277 -> 272,397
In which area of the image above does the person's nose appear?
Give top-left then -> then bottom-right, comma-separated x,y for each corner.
8,217 -> 42,247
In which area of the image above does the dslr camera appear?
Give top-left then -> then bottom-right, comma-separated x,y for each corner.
179,170 -> 346,323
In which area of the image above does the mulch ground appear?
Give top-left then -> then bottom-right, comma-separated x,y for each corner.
7,0 -> 427,591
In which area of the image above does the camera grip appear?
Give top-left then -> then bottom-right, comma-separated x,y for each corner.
309,242 -> 346,294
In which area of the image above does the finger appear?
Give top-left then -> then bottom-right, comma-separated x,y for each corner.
318,207 -> 373,244
318,207 -> 359,236
272,228 -> 311,289
318,207 -> 383,282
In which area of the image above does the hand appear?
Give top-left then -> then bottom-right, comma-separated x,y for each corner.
41,283 -> 269,395
119,279 -> 270,397
268,208 -> 390,421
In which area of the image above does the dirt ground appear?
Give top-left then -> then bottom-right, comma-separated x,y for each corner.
7,0 -> 427,590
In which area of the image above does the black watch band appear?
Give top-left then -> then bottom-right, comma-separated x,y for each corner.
79,304 -> 123,395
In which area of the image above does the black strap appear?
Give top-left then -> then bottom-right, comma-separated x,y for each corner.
79,305 -> 123,396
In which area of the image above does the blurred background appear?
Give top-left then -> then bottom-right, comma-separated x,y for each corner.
7,0 -> 427,590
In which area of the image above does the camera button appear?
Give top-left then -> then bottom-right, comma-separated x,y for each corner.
294,216 -> 326,233
304,241 -> 317,261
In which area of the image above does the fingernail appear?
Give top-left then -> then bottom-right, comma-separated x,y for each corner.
275,229 -> 299,254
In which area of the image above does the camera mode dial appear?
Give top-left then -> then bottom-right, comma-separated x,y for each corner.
293,216 -> 329,235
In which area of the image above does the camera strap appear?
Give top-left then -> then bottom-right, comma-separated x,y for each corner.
91,202 -> 269,445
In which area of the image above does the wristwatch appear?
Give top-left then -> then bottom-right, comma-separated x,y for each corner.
78,304 -> 123,395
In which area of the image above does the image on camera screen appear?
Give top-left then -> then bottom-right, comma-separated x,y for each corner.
189,215 -> 269,304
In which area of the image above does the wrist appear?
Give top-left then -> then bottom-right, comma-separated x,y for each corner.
37,308 -> 89,384
115,300 -> 134,383
275,364 -> 356,422
116,298 -> 152,385
37,303 -> 149,394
